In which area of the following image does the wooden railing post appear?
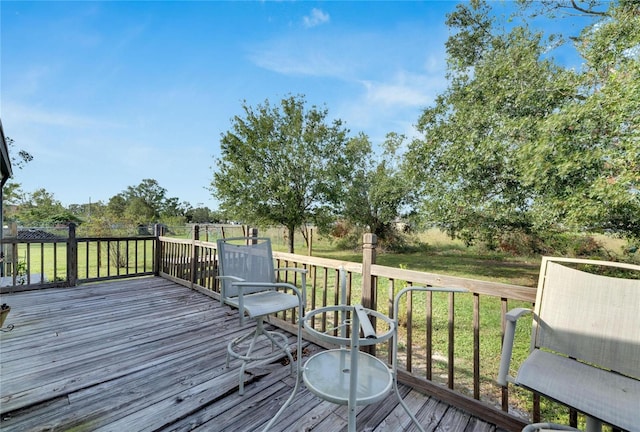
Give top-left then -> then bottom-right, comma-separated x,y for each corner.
362,233 -> 377,355
190,225 -> 199,287
67,223 -> 78,287
153,224 -> 165,276
248,227 -> 258,244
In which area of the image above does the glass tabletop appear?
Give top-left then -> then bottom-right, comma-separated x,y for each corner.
302,348 -> 393,406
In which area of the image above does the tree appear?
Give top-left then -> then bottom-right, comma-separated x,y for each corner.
522,1 -> 640,239
407,0 -> 639,248
186,206 -> 223,224
212,95 -> 361,252
14,188 -> 66,226
68,200 -> 107,221
49,210 -> 83,226
122,179 -> 167,222
3,137 -> 33,208
107,194 -> 128,222
407,0 -> 577,247
106,179 -> 187,226
5,136 -> 33,170
341,132 -> 416,249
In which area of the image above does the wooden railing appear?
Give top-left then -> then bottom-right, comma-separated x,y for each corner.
0,224 -> 155,291
1,225 -> 566,430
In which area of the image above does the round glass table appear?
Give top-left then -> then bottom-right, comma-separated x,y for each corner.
302,304 -> 395,432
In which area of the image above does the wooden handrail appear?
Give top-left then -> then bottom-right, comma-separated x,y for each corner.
1,225 -> 574,430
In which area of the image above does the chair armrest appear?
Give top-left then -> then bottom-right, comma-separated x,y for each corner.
393,286 -> 468,321
506,307 -> 532,322
217,275 -> 243,282
497,308 -> 532,386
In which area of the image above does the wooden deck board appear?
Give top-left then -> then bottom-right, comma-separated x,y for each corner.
0,276 -> 503,431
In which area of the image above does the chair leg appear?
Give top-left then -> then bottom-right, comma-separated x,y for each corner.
260,319 -> 303,432
260,325 -> 294,374
233,326 -> 262,395
393,378 -> 426,432
227,318 -> 295,396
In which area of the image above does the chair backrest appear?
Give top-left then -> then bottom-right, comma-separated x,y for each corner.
532,257 -> 640,378
216,237 -> 276,299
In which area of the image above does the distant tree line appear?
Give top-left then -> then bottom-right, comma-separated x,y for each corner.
3,179 -> 223,236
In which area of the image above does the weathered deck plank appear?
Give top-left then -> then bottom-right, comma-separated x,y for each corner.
0,277 -> 503,431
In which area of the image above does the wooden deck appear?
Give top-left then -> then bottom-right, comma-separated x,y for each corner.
0,277 -> 507,432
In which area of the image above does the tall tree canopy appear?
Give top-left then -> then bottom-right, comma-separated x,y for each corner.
522,0 -> 640,238
3,136 -> 34,207
342,132 -> 416,248
212,95 -> 362,252
407,0 -> 639,247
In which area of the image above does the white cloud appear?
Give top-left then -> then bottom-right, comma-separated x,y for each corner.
360,70 -> 444,108
248,38 -> 350,78
334,66 -> 448,143
252,50 -> 347,77
303,8 -> 330,28
5,101 -> 121,129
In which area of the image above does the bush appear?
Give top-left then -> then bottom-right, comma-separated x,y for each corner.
568,235 -> 612,260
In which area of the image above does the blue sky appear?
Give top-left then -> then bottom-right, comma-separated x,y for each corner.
1,1 -> 458,208
1,1 -> 589,209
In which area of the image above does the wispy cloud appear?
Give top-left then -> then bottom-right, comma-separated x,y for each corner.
336,65 -> 448,142
5,102 -> 121,129
251,51 -> 347,77
360,70 -> 443,108
303,8 -> 330,28
248,39 -> 350,77
13,65 -> 56,96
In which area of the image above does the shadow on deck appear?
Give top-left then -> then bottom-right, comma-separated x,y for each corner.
0,277 -> 507,431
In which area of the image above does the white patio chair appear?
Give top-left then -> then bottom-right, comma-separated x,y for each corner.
216,237 -> 306,396
498,257 -> 640,432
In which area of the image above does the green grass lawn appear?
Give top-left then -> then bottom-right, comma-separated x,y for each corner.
9,239 -> 155,283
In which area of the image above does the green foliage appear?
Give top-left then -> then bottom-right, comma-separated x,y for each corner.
5,136 -> 33,170
524,1 -> 640,239
185,206 -> 223,224
106,179 -> 188,227
407,0 -> 640,249
2,183 -> 25,208
78,217 -> 115,237
212,94 -> 362,252
49,211 -> 83,226
3,136 -> 34,221
12,188 -> 66,226
340,133 -> 417,251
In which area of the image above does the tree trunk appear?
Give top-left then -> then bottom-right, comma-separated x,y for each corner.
287,225 -> 295,253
